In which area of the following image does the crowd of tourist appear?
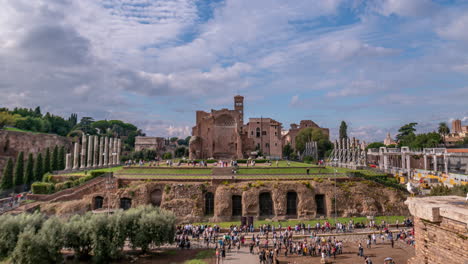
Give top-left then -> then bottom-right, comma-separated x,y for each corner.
173,219 -> 413,263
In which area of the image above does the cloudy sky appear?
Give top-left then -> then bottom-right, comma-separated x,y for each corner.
1,0 -> 468,142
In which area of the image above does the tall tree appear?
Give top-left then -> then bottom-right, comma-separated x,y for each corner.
438,122 -> 450,147
24,153 -> 34,186
282,143 -> 293,159
339,121 -> 348,140
34,106 -> 42,117
1,158 -> 14,190
58,146 -> 65,170
13,152 -> 24,186
295,127 -> 333,158
396,123 -> 418,141
44,148 -> 51,173
51,145 -> 59,171
34,153 -> 44,182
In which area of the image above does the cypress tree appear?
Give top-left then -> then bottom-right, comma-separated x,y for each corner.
34,153 -> 44,182
1,158 -> 14,190
339,121 -> 348,140
58,146 -> 65,170
13,152 -> 25,186
52,145 -> 59,171
24,153 -> 34,186
44,148 -> 51,173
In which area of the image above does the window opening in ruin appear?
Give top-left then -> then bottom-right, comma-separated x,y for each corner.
94,196 -> 104,210
262,131 -> 266,135
150,189 -> 162,207
286,192 -> 298,216
315,194 -> 326,215
205,192 -> 214,215
266,143 -> 269,148
256,128 -> 260,137
120,198 -> 132,210
232,195 -> 242,216
259,192 -> 274,216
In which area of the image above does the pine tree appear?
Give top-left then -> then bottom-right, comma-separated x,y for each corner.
58,146 -> 65,170
44,148 -> 51,173
1,158 -> 14,190
24,153 -> 34,186
339,121 -> 348,140
51,145 -> 59,171
34,153 -> 44,182
13,152 -> 24,186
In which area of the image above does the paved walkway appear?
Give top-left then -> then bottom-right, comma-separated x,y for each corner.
223,246 -> 257,264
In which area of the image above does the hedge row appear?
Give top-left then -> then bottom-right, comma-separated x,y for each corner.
348,172 -> 408,192
31,171 -> 106,194
0,206 -> 176,263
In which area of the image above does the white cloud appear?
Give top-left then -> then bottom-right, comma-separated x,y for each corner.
436,12 -> 468,43
373,0 -> 436,17
289,95 -> 299,106
326,80 -> 384,97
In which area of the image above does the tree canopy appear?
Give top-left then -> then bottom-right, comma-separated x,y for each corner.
339,121 -> 348,140
295,127 -> 332,158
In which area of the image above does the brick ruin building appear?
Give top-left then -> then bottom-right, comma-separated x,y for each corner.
405,196 -> 467,264
189,95 -> 329,160
134,136 -> 177,157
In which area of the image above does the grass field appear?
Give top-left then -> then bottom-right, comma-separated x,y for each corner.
116,175 -> 212,179
238,167 -> 334,174
118,168 -> 212,174
60,166 -> 124,176
192,216 -> 406,228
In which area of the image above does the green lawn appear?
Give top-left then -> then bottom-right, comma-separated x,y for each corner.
116,175 -> 212,179
118,168 -> 212,175
59,166 -> 124,176
238,167 -> 334,174
193,216 -> 406,228
236,174 -> 333,179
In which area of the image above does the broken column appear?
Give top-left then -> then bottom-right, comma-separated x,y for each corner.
98,136 -> 103,167
87,135 -> 93,168
103,137 -> 109,166
73,142 -> 79,170
116,138 -> 121,165
80,135 -> 87,169
93,135 -> 99,168
65,153 -> 72,170
109,138 -> 114,165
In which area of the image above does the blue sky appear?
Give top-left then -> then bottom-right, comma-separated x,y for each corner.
1,0 -> 468,141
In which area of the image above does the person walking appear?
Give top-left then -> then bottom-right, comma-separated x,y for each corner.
358,242 -> 364,257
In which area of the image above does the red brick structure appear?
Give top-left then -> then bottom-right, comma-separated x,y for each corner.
282,120 -> 330,149
189,96 -> 329,160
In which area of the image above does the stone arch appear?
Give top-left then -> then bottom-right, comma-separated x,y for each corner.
315,194 -> 326,216
286,191 -> 298,216
150,189 -> 162,207
259,192 -> 274,217
120,197 -> 132,210
232,195 -> 242,216
94,196 -> 104,210
205,192 -> 214,215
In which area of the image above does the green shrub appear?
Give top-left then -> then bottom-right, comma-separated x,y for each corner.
303,156 -> 315,164
31,182 -> 55,194
42,172 -> 53,183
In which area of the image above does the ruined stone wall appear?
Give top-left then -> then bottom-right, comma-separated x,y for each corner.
44,179 -> 409,223
0,130 -> 72,178
406,196 -> 468,264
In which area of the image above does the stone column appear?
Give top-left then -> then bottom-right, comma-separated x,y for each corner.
383,153 -> 389,170
444,154 -> 448,174
103,137 -> 109,166
93,135 -> 99,167
65,153 -> 72,170
109,138 -> 114,165
433,155 -> 438,172
113,138 -> 117,165
98,137 -> 103,167
87,135 -> 93,168
423,155 -> 428,170
117,138 -> 121,165
80,135 -> 87,169
401,153 -> 406,171
73,142 -> 79,170
406,155 -> 411,173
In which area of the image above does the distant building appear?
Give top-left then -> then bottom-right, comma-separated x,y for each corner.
384,132 -> 397,146
445,119 -> 468,145
282,120 -> 329,150
189,96 -> 329,160
452,119 -> 462,134
134,136 -> 175,158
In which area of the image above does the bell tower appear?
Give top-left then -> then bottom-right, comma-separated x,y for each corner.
234,95 -> 244,125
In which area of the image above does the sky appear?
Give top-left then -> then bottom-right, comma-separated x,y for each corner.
1,0 -> 468,142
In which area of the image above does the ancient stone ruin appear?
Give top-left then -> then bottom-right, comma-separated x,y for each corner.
405,196 -> 468,264
65,134 -> 121,171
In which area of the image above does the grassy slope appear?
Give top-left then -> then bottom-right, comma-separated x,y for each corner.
238,167 -> 334,174
119,168 -> 212,174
